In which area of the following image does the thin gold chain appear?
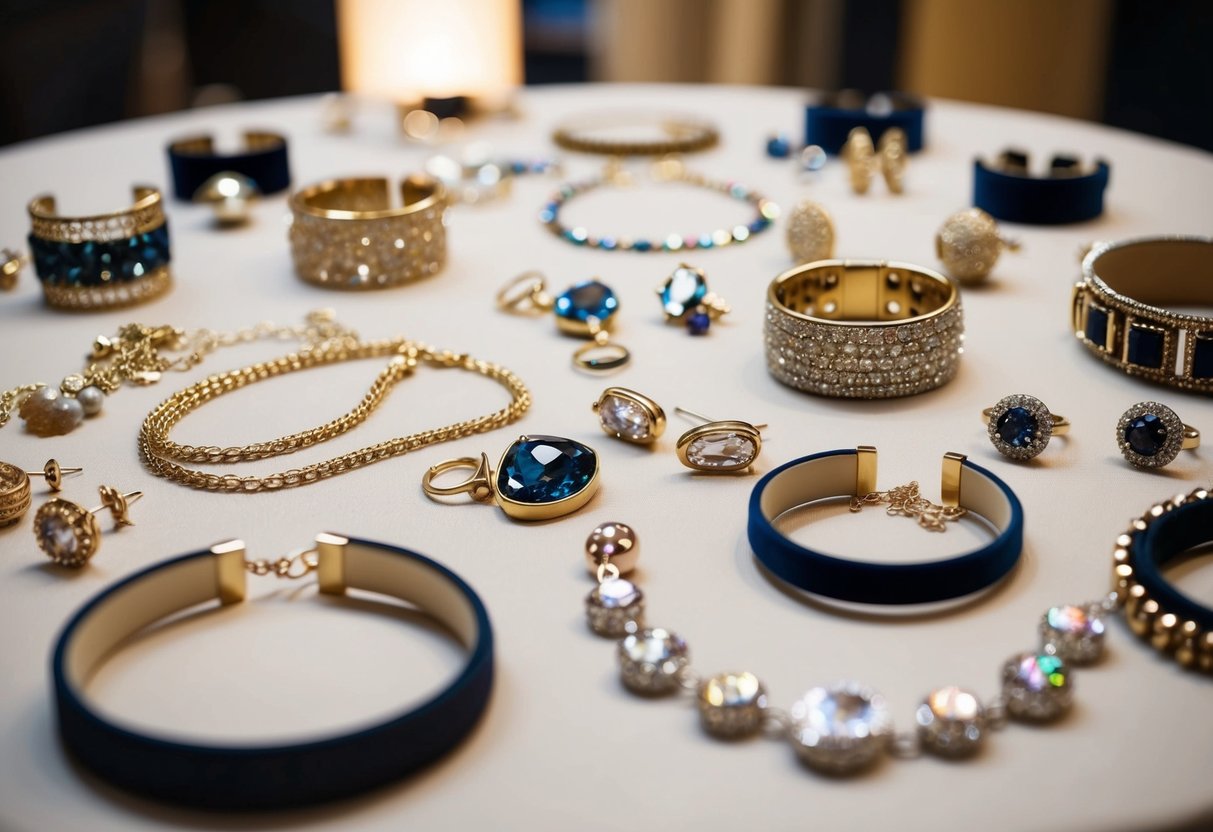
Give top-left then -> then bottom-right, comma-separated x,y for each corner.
849,481 -> 967,532
138,340 -> 531,493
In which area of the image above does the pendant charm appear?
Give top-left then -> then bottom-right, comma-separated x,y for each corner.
422,435 -> 600,521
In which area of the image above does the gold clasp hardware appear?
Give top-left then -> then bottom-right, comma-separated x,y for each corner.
422,453 -> 495,502
245,547 -> 320,579
848,447 -> 968,532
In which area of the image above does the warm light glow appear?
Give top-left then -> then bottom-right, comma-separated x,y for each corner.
338,0 -> 523,101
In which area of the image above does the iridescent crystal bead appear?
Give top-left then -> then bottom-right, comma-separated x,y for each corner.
586,578 -> 644,637
584,520 -> 638,576
618,628 -> 688,695
1002,653 -> 1073,722
916,686 -> 986,757
698,672 -> 767,738
1040,603 -> 1106,664
789,683 -> 892,774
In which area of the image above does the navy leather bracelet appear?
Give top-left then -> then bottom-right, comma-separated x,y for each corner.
748,448 -> 1023,605
52,533 -> 493,811
973,150 -> 1110,224
167,132 -> 291,201
804,91 -> 925,155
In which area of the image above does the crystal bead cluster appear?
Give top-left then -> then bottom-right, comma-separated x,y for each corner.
764,302 -> 964,399
582,520 -> 1136,776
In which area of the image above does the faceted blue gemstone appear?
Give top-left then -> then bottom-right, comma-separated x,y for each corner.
1126,325 -> 1164,368
748,218 -> 769,233
600,237 -> 617,251
1193,333 -> 1213,379
633,240 -> 652,252
1084,305 -> 1109,348
996,407 -> 1038,447
538,207 -> 556,223
659,266 -> 707,317
1125,414 -> 1168,456
554,280 -> 617,324
766,135 -> 792,158
686,311 -> 711,335
498,436 -> 597,504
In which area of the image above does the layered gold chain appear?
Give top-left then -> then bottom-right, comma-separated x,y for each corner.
138,338 -> 531,493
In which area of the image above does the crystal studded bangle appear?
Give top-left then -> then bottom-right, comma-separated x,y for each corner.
764,258 -> 963,398
288,174 -> 448,290
1071,235 -> 1213,393
579,487 -> 1210,776
27,186 -> 171,310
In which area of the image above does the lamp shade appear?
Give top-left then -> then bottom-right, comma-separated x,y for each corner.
338,0 -> 523,102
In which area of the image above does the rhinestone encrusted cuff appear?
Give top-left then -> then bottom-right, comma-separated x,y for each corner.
764,259 -> 963,398
1072,236 -> 1213,393
27,187 -> 172,311
289,175 -> 447,290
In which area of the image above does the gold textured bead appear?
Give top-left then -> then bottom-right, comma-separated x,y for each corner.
1151,612 -> 1179,651
1130,598 -> 1160,637
584,521 -> 638,576
1198,633 -> 1213,673
935,208 -> 1018,284
785,200 -> 836,264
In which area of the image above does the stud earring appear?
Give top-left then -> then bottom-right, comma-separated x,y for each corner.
497,271 -> 630,371
674,407 -> 765,473
1,247 -> 26,291
878,127 -> 907,193
656,264 -> 730,335
936,208 -> 1021,285
592,387 -> 667,444
1116,402 -> 1200,469
786,199 -> 836,264
0,459 -> 83,527
34,485 -> 142,567
983,395 -> 1069,461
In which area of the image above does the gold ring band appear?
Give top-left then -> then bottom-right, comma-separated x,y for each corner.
764,259 -> 963,398
288,175 -> 448,290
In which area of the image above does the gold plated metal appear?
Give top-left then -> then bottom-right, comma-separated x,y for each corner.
844,127 -> 876,194
316,532 -> 350,595
592,387 -> 667,444
289,174 -> 447,290
212,539 -> 248,604
194,172 -> 260,226
585,521 -> 639,576
785,200 -> 836,264
551,112 -> 720,156
856,445 -> 878,496
941,452 -> 965,508
33,486 -> 143,567
497,271 -> 630,372
849,447 -> 968,532
936,208 -> 1020,284
1,247 -> 25,291
878,128 -> 908,193
0,459 -> 82,527
673,408 -> 763,473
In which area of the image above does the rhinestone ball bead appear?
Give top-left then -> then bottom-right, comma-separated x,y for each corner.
935,208 -> 1005,284
618,628 -> 688,695
1002,653 -> 1073,722
1040,603 -> 1106,664
586,578 -> 644,637
916,686 -> 986,757
785,200 -> 835,264
698,672 -> 768,738
789,683 -> 892,774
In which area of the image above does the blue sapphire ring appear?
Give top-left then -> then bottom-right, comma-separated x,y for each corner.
27,186 -> 171,310
422,435 -> 600,521
1116,401 -> 1200,469
983,394 -> 1069,461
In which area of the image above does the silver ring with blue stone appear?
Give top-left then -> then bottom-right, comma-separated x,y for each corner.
422,434 -> 600,520
1115,401 -> 1200,469
983,394 -> 1070,461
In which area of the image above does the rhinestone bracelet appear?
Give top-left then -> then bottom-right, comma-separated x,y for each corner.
539,158 -> 778,253
579,486 -> 1211,776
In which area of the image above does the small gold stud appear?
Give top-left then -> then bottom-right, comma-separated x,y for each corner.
33,485 -> 142,568
0,459 -> 83,527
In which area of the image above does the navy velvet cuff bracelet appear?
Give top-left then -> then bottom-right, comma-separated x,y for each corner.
973,151 -> 1110,224
52,534 -> 493,811
804,91 -> 926,155
167,132 -> 291,201
1131,491 -> 1213,632
748,448 -> 1023,605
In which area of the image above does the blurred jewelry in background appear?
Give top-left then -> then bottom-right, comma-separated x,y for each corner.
936,208 -> 1021,284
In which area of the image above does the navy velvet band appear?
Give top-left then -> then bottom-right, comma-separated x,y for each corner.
168,134 -> 291,201
973,158 -> 1109,224
52,537 -> 493,811
804,94 -> 925,155
747,450 -> 1023,605
1132,496 -> 1213,631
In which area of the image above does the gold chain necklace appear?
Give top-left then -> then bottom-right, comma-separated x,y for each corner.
138,337 -> 531,493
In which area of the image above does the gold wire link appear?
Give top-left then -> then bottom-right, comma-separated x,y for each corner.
849,480 -> 967,532
244,548 -> 320,579
138,339 -> 531,493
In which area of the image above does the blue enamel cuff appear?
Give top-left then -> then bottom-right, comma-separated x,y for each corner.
804,91 -> 926,155
973,150 -> 1110,224
52,534 -> 493,811
747,448 -> 1023,605
167,131 -> 291,200
27,186 -> 171,310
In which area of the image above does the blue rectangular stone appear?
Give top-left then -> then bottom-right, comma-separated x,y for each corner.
1126,324 -> 1165,369
1084,304 -> 1109,348
1193,332 -> 1213,379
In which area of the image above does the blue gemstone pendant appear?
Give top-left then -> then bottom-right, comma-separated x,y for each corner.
554,280 -> 618,337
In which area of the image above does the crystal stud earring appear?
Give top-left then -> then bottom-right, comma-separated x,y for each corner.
34,485 -> 143,567
674,407 -> 764,473
657,264 -> 729,336
592,387 -> 667,444
937,208 -> 1021,285
0,459 -> 84,527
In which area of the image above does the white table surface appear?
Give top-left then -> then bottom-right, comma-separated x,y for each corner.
0,83 -> 1210,832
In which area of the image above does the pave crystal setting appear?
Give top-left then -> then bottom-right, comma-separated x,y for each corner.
916,686 -> 986,757
698,671 -> 768,737
1002,653 -> 1072,721
789,682 -> 892,774
1040,603 -> 1107,664
987,394 -> 1054,460
1116,401 -> 1183,468
586,578 -> 644,637
618,628 -> 689,695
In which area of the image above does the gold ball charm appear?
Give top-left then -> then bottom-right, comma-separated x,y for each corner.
935,208 -> 1019,284
585,521 -> 638,577
194,172 -> 260,226
785,200 -> 836,264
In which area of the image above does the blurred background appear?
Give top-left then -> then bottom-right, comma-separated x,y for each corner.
0,0 -> 1209,150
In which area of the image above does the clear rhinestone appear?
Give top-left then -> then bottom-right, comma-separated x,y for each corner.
586,578 -> 644,637
789,683 -> 892,774
687,432 -> 757,469
598,394 -> 653,441
1002,653 -> 1073,722
1040,603 -> 1106,664
618,628 -> 688,695
698,672 -> 767,738
38,513 -> 79,561
916,686 -> 986,757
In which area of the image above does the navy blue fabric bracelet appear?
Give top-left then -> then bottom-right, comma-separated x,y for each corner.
167,132 -> 291,201
973,151 -> 1110,224
52,534 -> 493,811
804,91 -> 926,155
1129,490 -> 1213,632
748,448 -> 1023,605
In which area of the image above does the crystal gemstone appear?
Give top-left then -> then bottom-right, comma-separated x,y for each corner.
687,432 -> 756,468
599,395 -> 652,441
790,684 -> 892,774
1125,413 -> 1167,456
498,436 -> 597,504
554,280 -> 617,325
698,672 -> 767,737
618,628 -> 689,694
39,513 -> 79,560
659,266 -> 707,317
996,406 -> 1037,447
1042,603 -> 1106,664
916,686 -> 985,757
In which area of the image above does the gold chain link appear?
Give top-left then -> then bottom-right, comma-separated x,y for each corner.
849,481 -> 967,532
138,339 -> 531,493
